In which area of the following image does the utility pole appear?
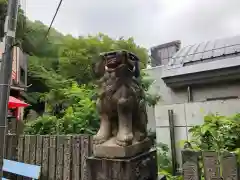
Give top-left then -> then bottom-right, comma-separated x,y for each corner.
0,0 -> 19,178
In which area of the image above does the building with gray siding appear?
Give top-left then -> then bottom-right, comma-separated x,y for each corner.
150,40 -> 181,67
145,35 -> 240,170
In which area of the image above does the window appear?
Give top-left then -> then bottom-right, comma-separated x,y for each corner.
20,67 -> 25,85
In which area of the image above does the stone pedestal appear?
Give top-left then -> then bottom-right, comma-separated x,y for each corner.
93,137 -> 152,158
87,148 -> 157,180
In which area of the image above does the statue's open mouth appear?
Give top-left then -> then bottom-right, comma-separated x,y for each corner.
106,58 -> 121,70
102,50 -> 138,73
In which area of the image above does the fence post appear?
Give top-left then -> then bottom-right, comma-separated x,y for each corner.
221,152 -> 239,180
72,135 -> 81,180
202,151 -> 221,180
81,135 -> 91,180
42,135 -> 50,180
63,136 -> 71,180
182,150 -> 201,180
49,136 -> 56,180
56,136 -> 64,180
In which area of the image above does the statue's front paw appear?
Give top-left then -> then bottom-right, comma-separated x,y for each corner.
134,131 -> 146,142
116,132 -> 133,146
93,134 -> 109,145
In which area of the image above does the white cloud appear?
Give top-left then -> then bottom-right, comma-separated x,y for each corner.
24,0 -> 240,48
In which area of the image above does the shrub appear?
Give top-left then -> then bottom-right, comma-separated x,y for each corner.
186,113 -> 240,152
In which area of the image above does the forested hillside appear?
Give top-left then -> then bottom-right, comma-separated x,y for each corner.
0,1 -> 159,135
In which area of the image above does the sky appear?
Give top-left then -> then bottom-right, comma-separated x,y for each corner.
23,0 -> 240,49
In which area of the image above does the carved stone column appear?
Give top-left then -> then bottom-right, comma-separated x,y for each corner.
87,148 -> 157,180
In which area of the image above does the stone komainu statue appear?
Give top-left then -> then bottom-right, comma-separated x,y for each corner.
93,50 -> 148,146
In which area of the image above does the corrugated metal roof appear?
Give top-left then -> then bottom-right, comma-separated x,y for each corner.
169,35 -> 240,68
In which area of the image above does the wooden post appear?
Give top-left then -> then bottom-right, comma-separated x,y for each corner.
72,135 -> 81,180
81,135 -> 92,180
48,136 -> 56,180
63,136 -> 71,180
56,136 -> 64,180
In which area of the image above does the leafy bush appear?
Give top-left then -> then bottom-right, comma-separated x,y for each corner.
157,142 -> 182,180
157,142 -> 172,173
24,75 -> 158,135
158,113 -> 240,179
24,56 -> 159,135
24,115 -> 59,135
141,72 -> 161,107
185,113 -> 240,152
24,83 -> 99,135
179,113 -> 240,179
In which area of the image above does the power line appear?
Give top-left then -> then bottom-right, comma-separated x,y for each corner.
13,0 -> 63,54
26,0 -> 63,53
44,0 -> 63,39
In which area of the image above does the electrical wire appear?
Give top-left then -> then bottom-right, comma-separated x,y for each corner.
44,0 -> 63,39
24,0 -> 64,53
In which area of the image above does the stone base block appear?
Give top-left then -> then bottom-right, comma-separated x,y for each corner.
93,137 -> 152,158
87,148 -> 157,180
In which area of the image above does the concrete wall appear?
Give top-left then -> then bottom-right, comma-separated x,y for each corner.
146,105 -> 156,132
144,66 -> 240,105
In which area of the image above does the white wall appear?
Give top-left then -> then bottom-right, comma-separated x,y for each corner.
146,105 -> 156,132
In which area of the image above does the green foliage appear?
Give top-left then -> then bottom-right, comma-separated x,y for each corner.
141,72 -> 161,106
186,113 -> 240,152
0,2 -> 159,136
0,1 -> 31,47
24,115 -> 59,135
23,33 -> 157,134
0,0 -> 7,38
157,142 -> 172,173
157,143 -> 182,180
158,113 -> 240,179
24,83 -> 99,135
3,6 -> 159,135
177,113 -> 240,179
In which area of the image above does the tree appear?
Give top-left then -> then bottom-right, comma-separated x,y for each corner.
24,34 -> 157,134
57,34 -> 149,84
1,7 -> 158,134
0,0 -> 31,46
24,83 -> 99,135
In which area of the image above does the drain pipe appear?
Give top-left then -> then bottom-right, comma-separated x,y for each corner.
187,86 -> 193,102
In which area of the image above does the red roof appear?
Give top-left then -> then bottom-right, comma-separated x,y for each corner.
8,96 -> 29,109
